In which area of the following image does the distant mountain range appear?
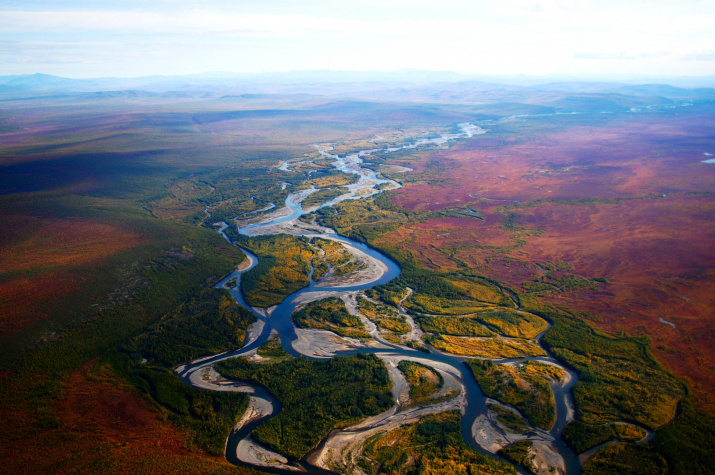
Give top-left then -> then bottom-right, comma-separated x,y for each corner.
1,72 -> 714,114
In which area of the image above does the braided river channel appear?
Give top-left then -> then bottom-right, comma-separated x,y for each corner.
175,124 -> 583,475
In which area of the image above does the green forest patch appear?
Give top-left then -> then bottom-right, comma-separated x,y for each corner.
498,440 -> 535,473
535,308 -> 687,429
256,333 -> 291,361
216,354 -> 393,460
134,287 -> 256,367
583,443 -> 666,475
489,404 -> 529,434
562,420 -> 647,453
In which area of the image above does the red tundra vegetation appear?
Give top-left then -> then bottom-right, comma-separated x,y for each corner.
387,112 -> 715,411
0,216 -> 144,339
0,361 -> 242,474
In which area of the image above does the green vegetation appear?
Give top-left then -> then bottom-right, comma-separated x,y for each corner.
357,411 -> 516,475
498,440 -> 535,473
235,234 -> 318,307
474,308 -> 549,339
612,423 -> 648,442
358,297 -> 410,339
256,333 -> 290,361
415,315 -> 495,337
397,360 -> 446,406
366,282 -> 409,306
489,404 -> 529,433
108,352 -> 249,456
306,169 -> 359,189
0,246 -> 252,463
533,307 -> 687,429
216,354 -> 393,460
371,271 -> 512,315
562,421 -> 615,453
404,295 -> 490,315
651,398 -> 715,475
562,421 -> 646,453
292,297 -> 370,339
523,273 -> 603,294
332,258 -> 367,277
439,206 -> 486,220
313,194 -> 409,246
234,235 -> 362,303
425,334 -> 546,358
466,360 -> 556,430
582,443 -> 667,475
0,218 -> 246,446
308,237 -> 354,280
134,287 -> 256,367
0,203 -> 247,368
301,187 -> 347,208
405,340 -> 430,353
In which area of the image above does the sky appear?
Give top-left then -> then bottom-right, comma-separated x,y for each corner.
1,0 -> 714,79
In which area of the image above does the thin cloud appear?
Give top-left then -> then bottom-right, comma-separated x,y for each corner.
0,1 -> 713,77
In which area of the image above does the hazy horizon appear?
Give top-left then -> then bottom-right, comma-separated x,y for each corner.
3,70 -> 715,93
4,69 -> 715,82
2,0 -> 713,79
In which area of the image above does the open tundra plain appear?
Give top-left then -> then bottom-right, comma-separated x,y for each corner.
0,76 -> 713,474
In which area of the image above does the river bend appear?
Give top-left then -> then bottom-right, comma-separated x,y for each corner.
177,124 -> 583,475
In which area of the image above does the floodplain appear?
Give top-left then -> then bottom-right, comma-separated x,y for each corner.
0,77 -> 713,474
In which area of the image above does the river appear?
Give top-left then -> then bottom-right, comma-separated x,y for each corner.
177,123 -> 582,474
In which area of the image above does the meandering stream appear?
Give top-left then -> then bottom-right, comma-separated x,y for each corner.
177,124 -> 586,474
